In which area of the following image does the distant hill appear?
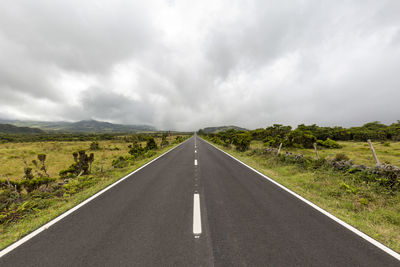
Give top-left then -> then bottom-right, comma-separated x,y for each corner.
0,124 -> 45,134
58,120 -> 156,133
202,125 -> 248,133
0,119 -> 156,133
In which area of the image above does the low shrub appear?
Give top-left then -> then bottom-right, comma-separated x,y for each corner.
174,136 -> 185,144
20,177 -> 56,193
145,137 -> 158,150
232,133 -> 252,151
59,150 -> 94,178
160,136 -> 169,148
333,153 -> 350,161
90,141 -> 100,150
128,142 -> 146,158
263,136 -> 283,147
111,156 -> 130,168
0,200 -> 37,224
286,130 -> 317,148
340,182 -> 358,194
317,138 -> 341,148
62,176 -> 97,197
370,164 -> 400,190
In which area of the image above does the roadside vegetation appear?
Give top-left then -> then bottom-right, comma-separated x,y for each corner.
0,133 -> 190,249
200,121 -> 400,252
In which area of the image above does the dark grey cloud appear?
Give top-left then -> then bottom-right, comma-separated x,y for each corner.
0,0 -> 400,130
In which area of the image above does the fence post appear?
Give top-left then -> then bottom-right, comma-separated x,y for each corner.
313,142 -> 319,160
367,139 -> 380,166
277,143 -> 283,155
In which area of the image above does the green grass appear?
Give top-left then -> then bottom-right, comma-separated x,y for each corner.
212,141 -> 400,253
0,137 -> 184,250
250,140 -> 400,167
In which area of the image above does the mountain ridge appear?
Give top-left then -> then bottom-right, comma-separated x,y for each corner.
0,119 -> 156,133
201,125 -> 248,133
0,124 -> 45,134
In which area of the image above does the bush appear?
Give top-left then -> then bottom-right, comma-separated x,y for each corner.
370,164 -> 400,190
0,179 -> 22,192
340,182 -> 358,194
333,153 -> 349,161
232,133 -> 252,151
160,136 -> 169,148
263,136 -> 283,147
145,137 -> 158,150
1,177 -> 56,193
317,138 -> 341,148
90,141 -> 100,150
23,167 -> 34,180
0,200 -> 39,224
112,156 -> 130,168
62,176 -> 96,196
209,136 -> 224,146
0,188 -> 20,211
174,136 -> 185,144
128,142 -> 145,158
222,139 -> 231,148
33,154 -> 49,177
286,130 -> 317,148
20,177 -> 56,193
59,150 -> 94,177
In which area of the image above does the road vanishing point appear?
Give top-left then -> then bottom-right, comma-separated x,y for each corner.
1,136 -> 399,266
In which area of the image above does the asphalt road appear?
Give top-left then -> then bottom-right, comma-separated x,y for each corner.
1,136 -> 399,266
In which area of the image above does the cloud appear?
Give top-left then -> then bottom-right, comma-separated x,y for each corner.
79,86 -> 155,124
0,0 -> 400,130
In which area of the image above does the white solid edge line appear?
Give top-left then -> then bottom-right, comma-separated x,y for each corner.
193,193 -> 202,235
0,137 -> 192,258
200,138 -> 400,261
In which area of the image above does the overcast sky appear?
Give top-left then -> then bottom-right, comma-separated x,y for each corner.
0,0 -> 399,130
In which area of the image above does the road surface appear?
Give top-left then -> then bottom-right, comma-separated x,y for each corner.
1,136 -> 399,266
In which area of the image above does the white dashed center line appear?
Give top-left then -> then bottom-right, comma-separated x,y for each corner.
193,193 -> 202,237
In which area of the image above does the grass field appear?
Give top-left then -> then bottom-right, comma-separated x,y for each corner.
0,135 -> 187,249
209,140 -> 400,253
0,140 -> 126,180
250,140 -> 400,167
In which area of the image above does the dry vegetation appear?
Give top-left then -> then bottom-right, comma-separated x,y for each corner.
0,140 -> 128,180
